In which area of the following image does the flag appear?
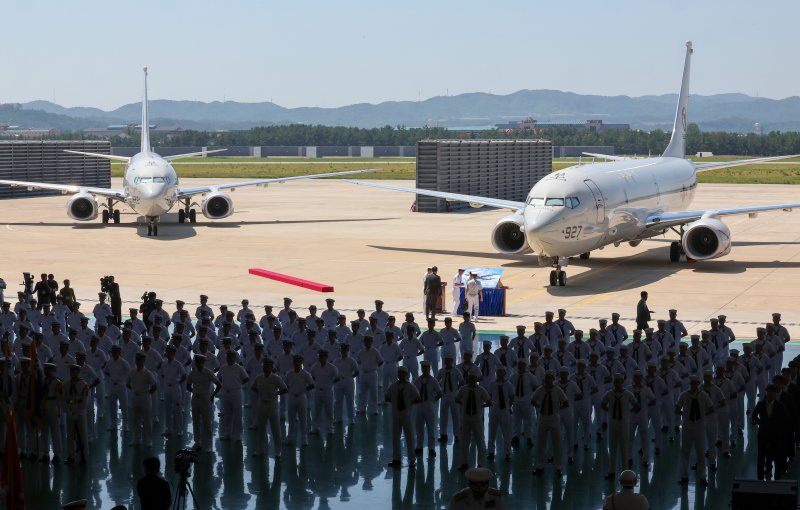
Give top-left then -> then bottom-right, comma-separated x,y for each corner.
0,412 -> 25,510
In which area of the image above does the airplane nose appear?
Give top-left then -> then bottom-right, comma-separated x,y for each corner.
524,207 -> 563,252
141,184 -> 165,199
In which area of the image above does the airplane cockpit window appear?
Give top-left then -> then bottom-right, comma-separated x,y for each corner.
136,177 -> 153,184
527,197 -> 545,206
566,197 -> 580,209
152,177 -> 165,184
544,198 -> 565,207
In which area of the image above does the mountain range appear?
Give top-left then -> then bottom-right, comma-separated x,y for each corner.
3,90 -> 800,132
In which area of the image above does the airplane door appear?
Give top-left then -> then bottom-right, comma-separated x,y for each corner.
584,179 -> 605,223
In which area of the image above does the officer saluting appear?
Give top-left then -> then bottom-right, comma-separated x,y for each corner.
448,467 -> 507,510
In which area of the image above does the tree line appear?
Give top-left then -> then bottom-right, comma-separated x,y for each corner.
32,124 -> 800,156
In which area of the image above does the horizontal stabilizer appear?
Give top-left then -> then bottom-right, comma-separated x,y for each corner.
63,150 -> 130,162
164,149 -> 228,161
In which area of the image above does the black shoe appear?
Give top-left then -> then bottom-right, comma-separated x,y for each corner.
408,460 -> 416,468
556,469 -> 563,476
533,468 -> 544,476
388,460 -> 402,468
429,449 -> 436,457
699,478 -> 709,486
458,464 -> 468,472
511,437 -> 520,446
438,435 -> 448,443
526,438 -> 534,448
715,440 -> 722,447
487,452 -> 495,460
414,448 -> 423,456
678,477 -> 689,485
584,445 -> 590,451
568,456 -> 574,464
604,472 -> 615,480
710,463 -> 718,471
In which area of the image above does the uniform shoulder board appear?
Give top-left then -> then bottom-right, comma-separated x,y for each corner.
453,489 -> 469,501
487,487 -> 501,496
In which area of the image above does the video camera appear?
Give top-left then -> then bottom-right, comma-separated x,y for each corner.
173,448 -> 198,478
100,276 -> 114,293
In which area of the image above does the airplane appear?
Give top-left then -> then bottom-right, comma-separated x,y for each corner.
343,42 -> 800,286
0,68 -> 374,236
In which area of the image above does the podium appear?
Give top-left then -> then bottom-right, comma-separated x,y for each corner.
456,288 -> 506,317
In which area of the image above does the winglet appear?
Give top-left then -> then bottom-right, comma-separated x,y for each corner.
662,41 -> 693,159
140,66 -> 151,154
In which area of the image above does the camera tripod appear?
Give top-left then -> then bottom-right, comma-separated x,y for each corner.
172,471 -> 200,510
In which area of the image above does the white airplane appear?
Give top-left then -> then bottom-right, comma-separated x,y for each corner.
344,42 -> 800,286
0,68 -> 374,236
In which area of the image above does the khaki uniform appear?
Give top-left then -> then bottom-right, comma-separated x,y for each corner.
448,487 -> 507,510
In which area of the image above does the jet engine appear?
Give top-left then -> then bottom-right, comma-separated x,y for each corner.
201,192 -> 234,219
66,193 -> 98,221
491,213 -> 533,254
681,217 -> 732,260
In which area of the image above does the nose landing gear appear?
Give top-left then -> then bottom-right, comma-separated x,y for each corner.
548,257 -> 569,287
145,216 -> 159,237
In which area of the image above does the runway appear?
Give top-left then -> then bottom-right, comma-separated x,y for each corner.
0,179 -> 798,339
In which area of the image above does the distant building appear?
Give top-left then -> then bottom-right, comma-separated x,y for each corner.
695,152 -> 714,158
0,128 -> 60,139
495,117 -> 629,132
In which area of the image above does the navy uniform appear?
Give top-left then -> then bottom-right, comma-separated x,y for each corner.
456,374 -> 491,470
333,343 -> 358,425
448,467 -> 507,510
186,355 -> 221,452
414,360 -> 441,455
488,367 -> 514,459
310,350 -> 339,435
532,371 -> 569,474
437,355 -> 464,442
284,355 -> 314,446
251,358 -> 287,458
386,366 -> 421,467
676,376 -> 714,484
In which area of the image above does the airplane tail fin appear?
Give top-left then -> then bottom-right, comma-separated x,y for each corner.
662,41 -> 693,159
140,67 -> 151,154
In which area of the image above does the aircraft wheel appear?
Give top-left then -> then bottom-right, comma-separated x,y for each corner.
147,225 -> 152,236
558,271 -> 567,287
113,209 -> 120,224
189,209 -> 197,224
669,242 -> 681,262
102,210 -> 109,224
580,252 -> 590,260
153,224 -> 158,236
549,270 -> 557,286
178,209 -> 186,224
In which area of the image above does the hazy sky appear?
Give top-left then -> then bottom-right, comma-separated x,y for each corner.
1,0 -> 797,110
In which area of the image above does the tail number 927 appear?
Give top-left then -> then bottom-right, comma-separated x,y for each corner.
562,226 -> 582,239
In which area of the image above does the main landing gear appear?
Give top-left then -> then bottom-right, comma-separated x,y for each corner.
669,226 -> 686,262
548,257 -> 569,287
177,199 -> 197,224
145,216 -> 159,237
101,199 -> 121,224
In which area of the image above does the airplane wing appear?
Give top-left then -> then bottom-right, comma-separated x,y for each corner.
176,168 -> 379,199
582,152 -> 629,161
164,149 -> 227,161
645,202 -> 800,230
63,150 -> 131,162
342,179 -> 525,211
0,179 -> 125,199
694,153 -> 800,172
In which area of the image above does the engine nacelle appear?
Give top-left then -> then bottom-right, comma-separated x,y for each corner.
491,213 -> 533,255
201,192 -> 234,219
66,193 -> 98,221
682,217 -> 732,260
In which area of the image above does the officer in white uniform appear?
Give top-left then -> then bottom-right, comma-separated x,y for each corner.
357,335 -> 384,414
195,295 -> 214,322
126,352 -> 157,447
571,359 -> 598,450
448,467 -> 507,510
159,345 -> 187,437
608,313 -> 629,348
40,363 -> 63,462
456,373 -> 491,471
464,273 -> 482,321
557,366 -> 582,459
399,325 -> 424,379
628,370 -> 656,466
186,355 -> 221,452
602,373 -> 639,479
386,365 -> 421,468
370,299 -> 390,331
555,309 -> 575,340
218,350 -> 250,441
414,360 -> 441,457
451,269 -> 465,316
666,309 -> 688,344
675,375 -> 714,484
284,354 -> 314,446
380,331 -> 403,391
510,359 -> 536,447
437,354 -> 464,443
488,366 -> 513,460
73,352 -> 99,441
532,370 -> 569,475
64,364 -> 89,464
475,341 -> 500,391
320,298 -> 340,330
104,345 -> 131,432
458,313 -> 477,363
333,342 -> 359,425
310,349 -> 339,436
251,358 -> 287,458
542,312 -> 563,350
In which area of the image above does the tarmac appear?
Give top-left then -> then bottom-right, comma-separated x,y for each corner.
1,179 -> 799,339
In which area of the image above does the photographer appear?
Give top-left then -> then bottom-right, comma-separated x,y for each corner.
137,457 -> 171,510
103,276 -> 122,327
140,292 -> 157,330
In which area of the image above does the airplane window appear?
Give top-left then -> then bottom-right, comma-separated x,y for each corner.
567,197 -> 580,209
139,177 -> 153,184
152,177 -> 165,184
527,197 -> 545,206
545,198 -> 565,207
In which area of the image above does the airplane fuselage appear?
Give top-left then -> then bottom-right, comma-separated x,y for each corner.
121,151 -> 180,217
523,157 -> 697,258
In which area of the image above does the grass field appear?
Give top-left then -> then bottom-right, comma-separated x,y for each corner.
109,155 -> 800,183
